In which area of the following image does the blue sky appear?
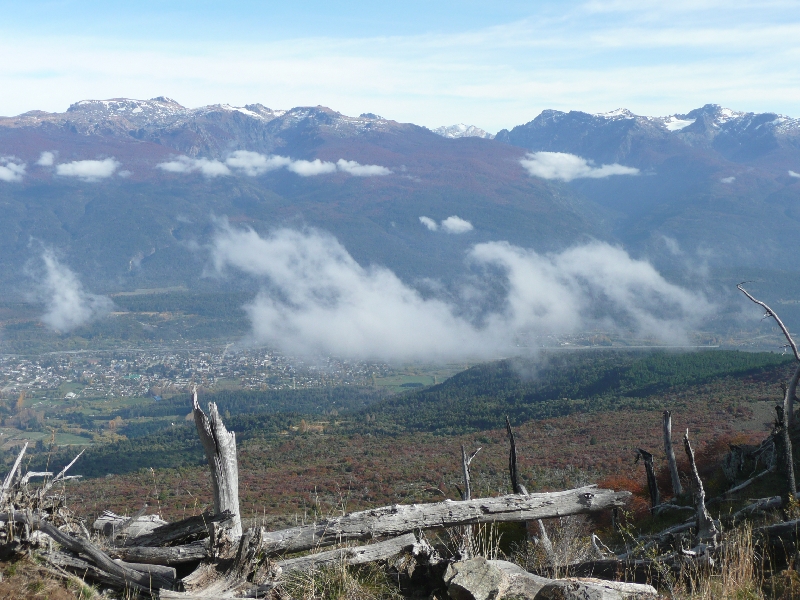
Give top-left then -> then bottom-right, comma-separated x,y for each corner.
1,0 -> 799,131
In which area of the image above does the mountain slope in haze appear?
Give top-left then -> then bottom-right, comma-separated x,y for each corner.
496,105 -> 800,270
1,98 -> 799,302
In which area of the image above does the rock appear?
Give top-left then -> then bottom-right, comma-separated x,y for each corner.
443,557 -> 658,600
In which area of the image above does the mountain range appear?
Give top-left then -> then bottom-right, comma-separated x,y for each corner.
1,98 -> 799,308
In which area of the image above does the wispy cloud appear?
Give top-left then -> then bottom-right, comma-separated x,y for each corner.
520,152 -> 639,182
336,159 -> 391,176
420,215 -> 473,233
225,151 -> 291,176
36,250 -> 112,332
286,158 -> 337,176
158,152 -> 392,179
720,176 -> 736,183
55,158 -> 120,181
789,170 -> 800,178
36,151 -> 55,166
441,215 -> 474,234
210,223 -> 712,361
157,156 -> 231,177
0,157 -> 25,182
419,216 -> 438,231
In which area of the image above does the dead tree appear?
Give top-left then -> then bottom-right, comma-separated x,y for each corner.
459,444 -> 481,558
775,405 -> 797,501
663,410 -> 683,497
506,417 -> 555,565
683,429 -> 718,543
738,283 -> 800,426
192,389 -> 242,539
635,449 -> 660,513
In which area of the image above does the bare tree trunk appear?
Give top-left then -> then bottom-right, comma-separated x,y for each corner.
635,449 -> 660,513
683,430 -> 718,543
459,444 -> 481,559
662,410 -> 682,497
192,390 -> 242,539
537,519 -> 556,566
775,405 -> 796,501
738,283 -> 800,425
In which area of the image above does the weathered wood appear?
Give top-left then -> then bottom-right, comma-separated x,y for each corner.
193,390 -> 242,539
40,449 -> 85,496
254,486 -> 630,556
635,448 -> 660,513
43,551 -> 141,592
0,443 -> 27,503
683,430 -> 718,542
111,540 -> 211,565
93,510 -> 168,539
459,444 -> 481,559
537,519 -> 556,566
506,416 -> 527,495
738,283 -> 800,425
0,511 -> 175,590
123,511 -> 233,547
113,559 -> 177,581
663,410 -> 682,497
776,405 -> 797,500
277,532 -> 419,573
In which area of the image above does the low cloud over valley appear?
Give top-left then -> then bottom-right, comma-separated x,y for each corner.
211,223 -> 711,362
520,152 -> 639,182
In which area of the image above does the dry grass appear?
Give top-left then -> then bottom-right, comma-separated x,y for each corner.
0,556 -> 92,600
281,560 -> 403,600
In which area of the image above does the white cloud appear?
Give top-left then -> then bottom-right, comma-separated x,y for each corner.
789,170 -> 800,178
441,215 -> 474,234
157,156 -> 231,177
720,176 -> 735,183
0,158 -> 25,182
210,223 -> 712,361
287,159 -> 337,176
226,151 -> 291,176
419,216 -> 438,231
661,235 -> 682,256
37,250 -> 112,332
36,151 -> 55,166
336,159 -> 392,177
520,152 -> 639,182
55,158 -> 120,181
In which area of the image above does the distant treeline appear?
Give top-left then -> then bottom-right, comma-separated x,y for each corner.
21,349 -> 793,478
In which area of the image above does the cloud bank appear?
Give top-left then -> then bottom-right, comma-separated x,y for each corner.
157,156 -> 231,177
420,215 -> 474,233
210,223 -> 711,361
0,158 -> 26,182
56,158 -> 120,181
157,152 -> 391,178
520,152 -> 639,182
37,251 -> 112,332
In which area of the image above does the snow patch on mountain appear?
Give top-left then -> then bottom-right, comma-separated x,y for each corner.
433,124 -> 494,139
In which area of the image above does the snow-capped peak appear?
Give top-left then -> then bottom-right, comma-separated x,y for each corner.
432,124 -> 494,139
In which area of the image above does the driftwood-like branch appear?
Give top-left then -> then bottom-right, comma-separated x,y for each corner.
775,405 -> 797,500
459,444 -> 481,558
111,540 -> 211,565
94,510 -> 168,539
635,449 -> 660,513
738,283 -> 800,425
277,532 -> 420,573
255,486 -> 630,556
1,443 -> 28,503
19,471 -> 53,486
0,511 -> 175,590
683,430 -> 718,542
124,511 -> 233,548
193,390 -> 242,539
663,411 -> 682,497
40,449 -> 85,497
506,416 -> 528,495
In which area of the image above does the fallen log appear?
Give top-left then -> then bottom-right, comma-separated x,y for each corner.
111,539 -> 211,565
277,532 -> 419,573
254,485 -> 630,556
93,509 -> 168,540
123,511 -> 233,547
0,511 -> 176,590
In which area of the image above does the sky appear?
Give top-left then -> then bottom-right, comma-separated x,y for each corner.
1,0 -> 799,132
